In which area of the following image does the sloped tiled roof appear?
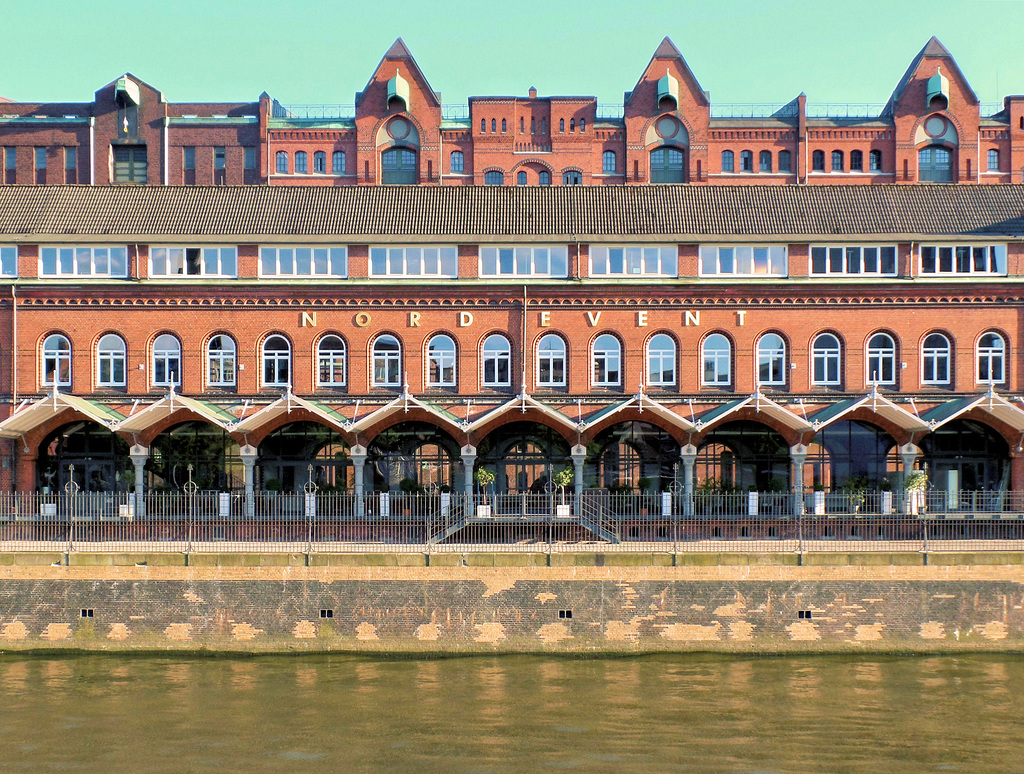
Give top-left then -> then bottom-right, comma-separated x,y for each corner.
1,184 -> 1023,239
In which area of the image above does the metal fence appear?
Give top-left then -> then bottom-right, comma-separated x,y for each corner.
1,490 -> 1023,555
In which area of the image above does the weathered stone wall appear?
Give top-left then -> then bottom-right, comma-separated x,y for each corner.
1,553 -> 1023,653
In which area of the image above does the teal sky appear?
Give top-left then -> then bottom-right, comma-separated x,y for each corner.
3,0 -> 1023,108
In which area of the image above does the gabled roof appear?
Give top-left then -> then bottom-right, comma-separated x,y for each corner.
358,37 -> 440,107
348,391 -> 463,436
626,36 -> 708,107
921,390 -> 1024,433
884,36 -> 978,115
583,392 -> 695,434
0,390 -> 124,438
233,391 -> 349,435
808,390 -> 929,434
117,391 -> 236,433
694,392 -> 812,434
465,393 -> 580,436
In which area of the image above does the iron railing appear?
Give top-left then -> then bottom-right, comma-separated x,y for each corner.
0,490 -> 1022,555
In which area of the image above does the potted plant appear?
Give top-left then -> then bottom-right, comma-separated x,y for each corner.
398,477 -> 419,515
475,468 -> 495,516
553,468 -> 573,516
264,477 -> 282,495
903,470 -> 928,515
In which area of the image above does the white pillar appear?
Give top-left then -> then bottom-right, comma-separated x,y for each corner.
460,444 -> 477,504
680,443 -> 697,516
350,444 -> 367,517
129,444 -> 148,516
239,443 -> 258,517
571,443 -> 587,513
790,443 -> 808,516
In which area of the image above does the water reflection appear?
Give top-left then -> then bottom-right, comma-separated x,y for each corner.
0,655 -> 1021,772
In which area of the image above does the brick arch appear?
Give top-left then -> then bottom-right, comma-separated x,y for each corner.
133,411 -> 240,448
355,410 -> 467,448
468,412 -> 578,450
580,411 -> 689,447
692,410 -> 805,449
237,410 -> 353,449
813,407 -> 917,449
509,158 -> 553,174
639,112 -> 694,151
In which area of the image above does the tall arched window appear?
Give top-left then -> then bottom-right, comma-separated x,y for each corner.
372,335 -> 402,387
646,333 -> 676,387
603,150 -> 617,174
850,150 -> 863,171
332,151 -> 346,174
262,335 -> 291,387
294,151 -> 308,174
536,334 -> 566,388
275,151 -> 288,174
207,335 -> 236,387
484,170 -> 504,186
517,171 -> 527,186
427,334 -> 456,387
831,150 -> 844,172
988,149 -> 1000,172
919,145 -> 952,182
757,333 -> 786,386
482,335 -> 511,387
922,333 -> 951,385
866,333 -> 896,385
977,332 -> 1005,384
313,151 -> 326,173
592,334 -> 621,387
702,334 -> 731,386
869,150 -> 882,171
559,118 -> 565,133
721,150 -> 735,173
812,150 -> 825,171
491,118 -> 497,133
42,334 -> 72,387
740,150 -> 753,172
759,150 -> 772,173
778,150 -> 791,173
450,151 -> 464,173
650,147 -> 684,183
381,147 -> 417,184
811,333 -> 841,386
501,118 -> 507,133
317,335 -> 346,387
96,334 -> 126,388
152,334 -> 181,387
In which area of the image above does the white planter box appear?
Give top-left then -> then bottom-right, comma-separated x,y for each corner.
555,504 -> 571,517
747,491 -> 758,516
476,504 -> 492,517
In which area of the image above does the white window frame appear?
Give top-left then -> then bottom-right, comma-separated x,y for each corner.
96,333 -> 126,388
536,334 -> 567,388
592,334 -> 621,387
150,246 -> 238,278
702,334 -> 731,386
369,247 -> 458,278
207,335 -> 236,388
757,334 -> 787,387
152,334 -> 182,387
317,335 -> 347,388
372,335 -> 402,388
481,335 -> 512,388
919,245 -> 1007,276
921,333 -> 951,386
39,246 -> 128,278
479,246 -> 569,278
427,334 -> 456,387
0,246 -> 17,277
866,333 -> 897,386
259,247 -> 348,278
262,335 -> 291,388
42,334 -> 72,387
590,246 -> 677,278
646,334 -> 676,387
976,332 -> 1006,385
811,333 -> 841,386
810,245 -> 898,276
699,246 -> 787,277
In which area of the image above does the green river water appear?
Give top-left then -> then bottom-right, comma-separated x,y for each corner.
0,654 -> 1022,772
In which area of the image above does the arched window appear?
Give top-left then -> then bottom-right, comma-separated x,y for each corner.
702,334 -> 731,386
480,118 -> 485,133
332,151 -> 346,174
580,118 -> 585,133
42,334 -> 72,387
207,335 -> 236,387
646,333 -> 676,387
372,335 -> 402,387
295,151 -> 308,174
520,117 -> 524,133
540,119 -> 547,134
427,334 -> 456,387
313,151 -> 326,173
650,147 -> 684,183
559,118 -> 565,133
592,334 -> 621,387
152,334 -> 181,387
563,170 -> 582,185
919,145 -> 953,183
538,170 -> 551,186
922,333 -> 951,385
850,150 -> 863,171
869,150 -> 882,171
530,117 -> 536,134
866,333 -> 897,385
569,119 -> 575,133
262,335 -> 290,387
381,147 -> 417,184
977,332 -> 1005,384
778,150 -> 791,173
491,118 -> 497,133
757,334 -> 786,386
317,335 -> 346,387
482,335 -> 512,387
721,150 -> 735,173
517,170 -> 527,186
537,334 -> 566,388
812,150 -> 825,171
603,150 -> 617,174
501,118 -> 507,133
831,150 -> 844,172
758,150 -> 772,173
740,150 -> 753,172
450,151 -> 464,173
988,149 -> 1000,172
96,334 -> 126,388
275,151 -> 288,174
484,170 -> 504,186
811,333 -> 841,386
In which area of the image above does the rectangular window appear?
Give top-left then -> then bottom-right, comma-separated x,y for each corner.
919,245 -> 1007,276
65,147 -> 77,183
34,147 -> 46,170
480,246 -> 569,278
150,247 -> 238,277
368,247 -> 458,278
214,147 -> 226,170
112,145 -> 147,184
987,149 -> 999,172
183,147 -> 196,170
332,151 -> 346,175
0,246 -> 17,277
259,247 -> 348,277
590,246 -> 676,277
39,246 -> 128,277
4,147 -> 15,184
699,246 -> 787,277
244,147 -> 257,170
810,246 -> 897,276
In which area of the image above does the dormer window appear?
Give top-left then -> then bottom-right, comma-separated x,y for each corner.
387,71 -> 410,111
926,67 -> 949,111
657,70 -> 679,110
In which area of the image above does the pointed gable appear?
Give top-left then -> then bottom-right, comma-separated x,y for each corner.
356,37 -> 440,108
625,36 -> 708,108
884,36 -> 978,115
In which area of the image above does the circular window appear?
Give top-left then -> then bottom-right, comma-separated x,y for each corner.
924,116 -> 946,138
655,116 -> 679,139
387,118 -> 410,140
